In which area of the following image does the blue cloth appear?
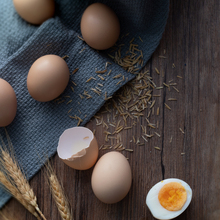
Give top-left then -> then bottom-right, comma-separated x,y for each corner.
0,0 -> 169,208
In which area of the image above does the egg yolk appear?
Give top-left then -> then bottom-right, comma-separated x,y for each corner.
158,182 -> 187,211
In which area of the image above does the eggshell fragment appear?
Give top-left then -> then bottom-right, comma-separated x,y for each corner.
13,0 -> 55,25
0,79 -> 17,127
91,151 -> 132,204
80,3 -> 120,50
57,127 -> 99,170
27,55 -> 70,102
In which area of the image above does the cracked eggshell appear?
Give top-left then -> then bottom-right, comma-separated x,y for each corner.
57,127 -> 99,170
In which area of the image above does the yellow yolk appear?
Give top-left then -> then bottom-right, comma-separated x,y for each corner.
158,182 -> 187,211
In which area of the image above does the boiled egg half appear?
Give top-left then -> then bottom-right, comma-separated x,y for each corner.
146,178 -> 192,220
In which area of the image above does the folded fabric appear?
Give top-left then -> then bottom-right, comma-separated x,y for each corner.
0,0 -> 169,208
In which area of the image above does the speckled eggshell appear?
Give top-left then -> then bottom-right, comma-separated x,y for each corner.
91,151 -> 132,204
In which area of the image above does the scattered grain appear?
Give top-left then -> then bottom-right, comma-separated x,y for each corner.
164,103 -> 171,110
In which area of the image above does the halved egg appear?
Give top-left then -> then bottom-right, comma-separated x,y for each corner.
146,178 -> 192,220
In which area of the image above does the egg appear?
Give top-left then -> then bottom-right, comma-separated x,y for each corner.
91,151 -> 132,204
27,55 -> 70,102
146,178 -> 192,220
57,127 -> 99,170
13,0 -> 55,25
0,79 -> 17,127
80,3 -> 120,50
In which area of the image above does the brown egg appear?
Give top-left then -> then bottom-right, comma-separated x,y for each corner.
57,127 -> 99,170
91,151 -> 132,204
27,55 -> 70,102
13,0 -> 55,25
80,3 -> 120,50
0,79 -> 17,127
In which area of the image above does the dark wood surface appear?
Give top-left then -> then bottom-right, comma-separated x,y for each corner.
2,0 -> 220,219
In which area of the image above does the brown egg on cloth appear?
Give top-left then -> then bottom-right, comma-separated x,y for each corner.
57,127 -> 99,170
27,55 -> 70,102
13,0 -> 55,25
0,79 -> 17,127
91,151 -> 132,204
80,3 -> 120,50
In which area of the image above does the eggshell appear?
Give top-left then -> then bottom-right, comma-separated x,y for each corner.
57,127 -> 99,170
146,178 -> 192,220
13,0 -> 55,25
91,151 -> 132,204
80,3 -> 120,50
27,55 -> 70,102
0,79 -> 17,127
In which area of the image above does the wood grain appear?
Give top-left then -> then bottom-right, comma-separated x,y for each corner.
2,0 -> 220,219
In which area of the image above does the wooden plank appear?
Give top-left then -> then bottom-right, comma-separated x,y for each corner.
2,0 -> 220,219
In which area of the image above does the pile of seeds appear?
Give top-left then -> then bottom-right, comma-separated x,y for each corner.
56,35 -> 183,153
91,38 -> 182,152
93,68 -> 181,152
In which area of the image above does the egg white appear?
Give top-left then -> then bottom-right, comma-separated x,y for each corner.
146,178 -> 192,220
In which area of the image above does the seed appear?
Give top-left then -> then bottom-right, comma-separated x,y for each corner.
173,86 -> 179,93
155,132 -> 160,137
125,149 -> 134,152
179,128 -> 185,134
79,48 -> 86,53
155,68 -> 160,74
66,100 -> 72,105
77,36 -> 84,41
164,103 -> 171,110
97,75 -> 105,80
113,74 -> 122,79
62,55 -> 69,59
71,81 -> 77,86
96,69 -> 107,74
139,36 -> 143,42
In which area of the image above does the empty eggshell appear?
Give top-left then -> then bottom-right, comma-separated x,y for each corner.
0,79 -> 17,127
13,0 -> 55,25
57,127 -> 99,170
91,151 -> 132,204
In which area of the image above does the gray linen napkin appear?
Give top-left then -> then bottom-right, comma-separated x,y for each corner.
0,0 -> 169,208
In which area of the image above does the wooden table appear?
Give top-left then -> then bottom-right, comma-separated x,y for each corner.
2,0 -> 220,219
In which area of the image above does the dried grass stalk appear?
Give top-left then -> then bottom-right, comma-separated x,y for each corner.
0,137 -> 47,220
0,211 -> 10,220
0,171 -> 39,219
49,174 -> 72,220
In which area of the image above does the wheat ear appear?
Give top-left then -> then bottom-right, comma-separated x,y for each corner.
1,149 -> 47,220
49,174 -> 72,220
0,171 -> 40,219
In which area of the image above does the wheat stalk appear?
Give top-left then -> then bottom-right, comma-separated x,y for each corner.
0,171 -> 40,219
0,211 -> 10,220
49,174 -> 72,220
0,148 -> 47,220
